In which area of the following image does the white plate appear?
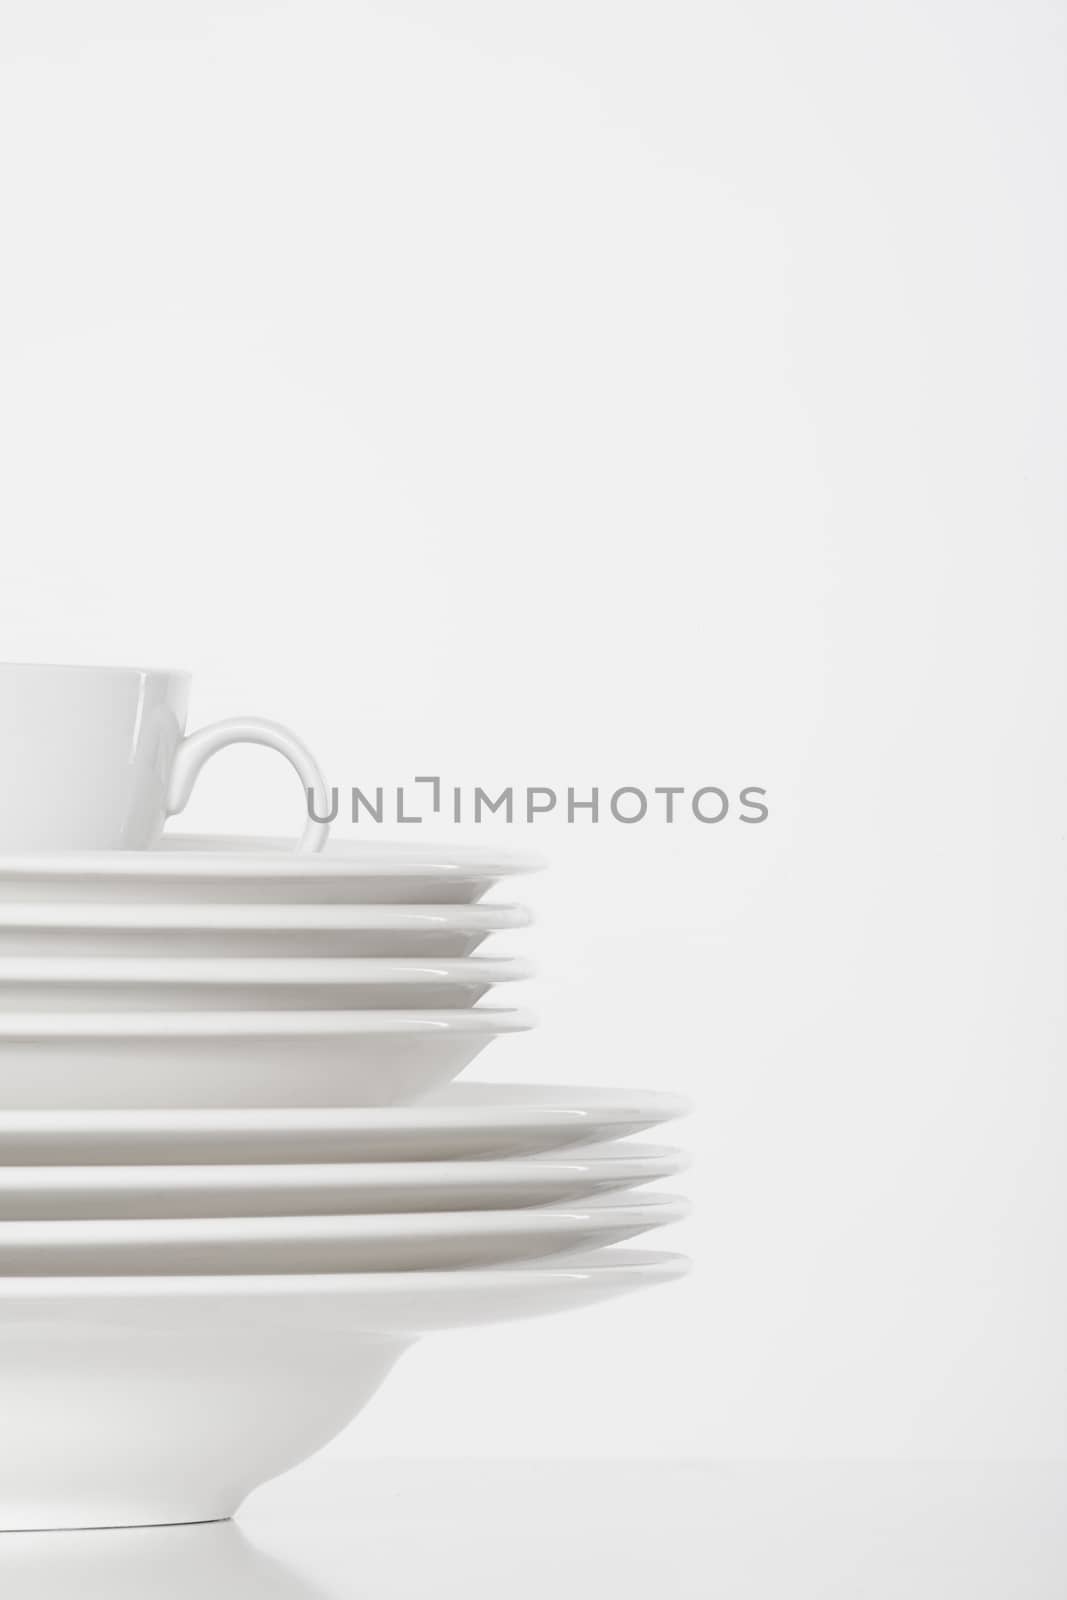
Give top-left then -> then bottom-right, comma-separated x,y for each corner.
0,1008 -> 534,1109
0,901 -> 531,958
0,834 -> 545,905
0,1143 -> 688,1218
0,1083 -> 690,1163
0,1192 -> 688,1273
0,955 -> 532,1011
0,1248 -> 688,1530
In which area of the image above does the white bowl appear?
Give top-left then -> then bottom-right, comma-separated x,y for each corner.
0,1008 -> 534,1109
0,1083 -> 691,1163
0,901 -> 531,958
0,1192 -> 688,1273
0,955 -> 532,1012
0,1143 -> 688,1218
0,1248 -> 688,1530
0,835 -> 545,905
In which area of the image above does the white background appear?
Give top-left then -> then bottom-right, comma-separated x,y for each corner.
0,0 -> 1063,1461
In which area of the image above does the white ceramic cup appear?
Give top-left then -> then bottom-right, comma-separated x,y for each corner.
0,663 -> 329,853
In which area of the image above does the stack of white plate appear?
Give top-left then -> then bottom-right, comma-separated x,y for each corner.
0,834 -> 691,1533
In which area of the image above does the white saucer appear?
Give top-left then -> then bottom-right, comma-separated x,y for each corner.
0,1192 -> 688,1273
0,1083 -> 689,1163
0,955 -> 533,1011
0,1249 -> 688,1530
0,901 -> 531,958
0,1007 -> 534,1109
0,834 -> 545,905
0,1143 -> 687,1218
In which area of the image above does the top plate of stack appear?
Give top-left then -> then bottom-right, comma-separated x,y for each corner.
0,834 -> 545,905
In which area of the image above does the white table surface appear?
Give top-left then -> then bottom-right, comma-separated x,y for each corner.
0,1460 -> 1062,1598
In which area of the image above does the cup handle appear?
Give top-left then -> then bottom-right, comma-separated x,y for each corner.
164,718 -> 331,853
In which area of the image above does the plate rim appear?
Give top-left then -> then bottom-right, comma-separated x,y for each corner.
0,1084 -> 691,1133
0,1005 -> 536,1039
0,954 -> 534,984
0,901 -> 533,932
0,833 -> 546,880
0,1246 -> 692,1299
0,1142 -> 688,1191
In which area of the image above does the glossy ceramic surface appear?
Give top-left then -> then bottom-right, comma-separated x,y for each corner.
0,665 -> 328,852
0,834 -> 544,904
0,1192 -> 687,1273
0,1249 -> 688,1530
0,1143 -> 686,1218
0,1083 -> 690,1164
0,955 -> 532,1012
0,901 -> 531,958
0,1008 -> 534,1108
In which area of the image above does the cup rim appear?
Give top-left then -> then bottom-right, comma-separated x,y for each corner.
0,661 -> 189,681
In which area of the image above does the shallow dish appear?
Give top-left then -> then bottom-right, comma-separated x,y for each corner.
0,901 -> 531,958
0,1083 -> 690,1163
0,956 -> 532,1012
0,834 -> 545,905
0,1008 -> 534,1109
0,1191 -> 688,1273
0,1143 -> 687,1218
0,1248 -> 688,1530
